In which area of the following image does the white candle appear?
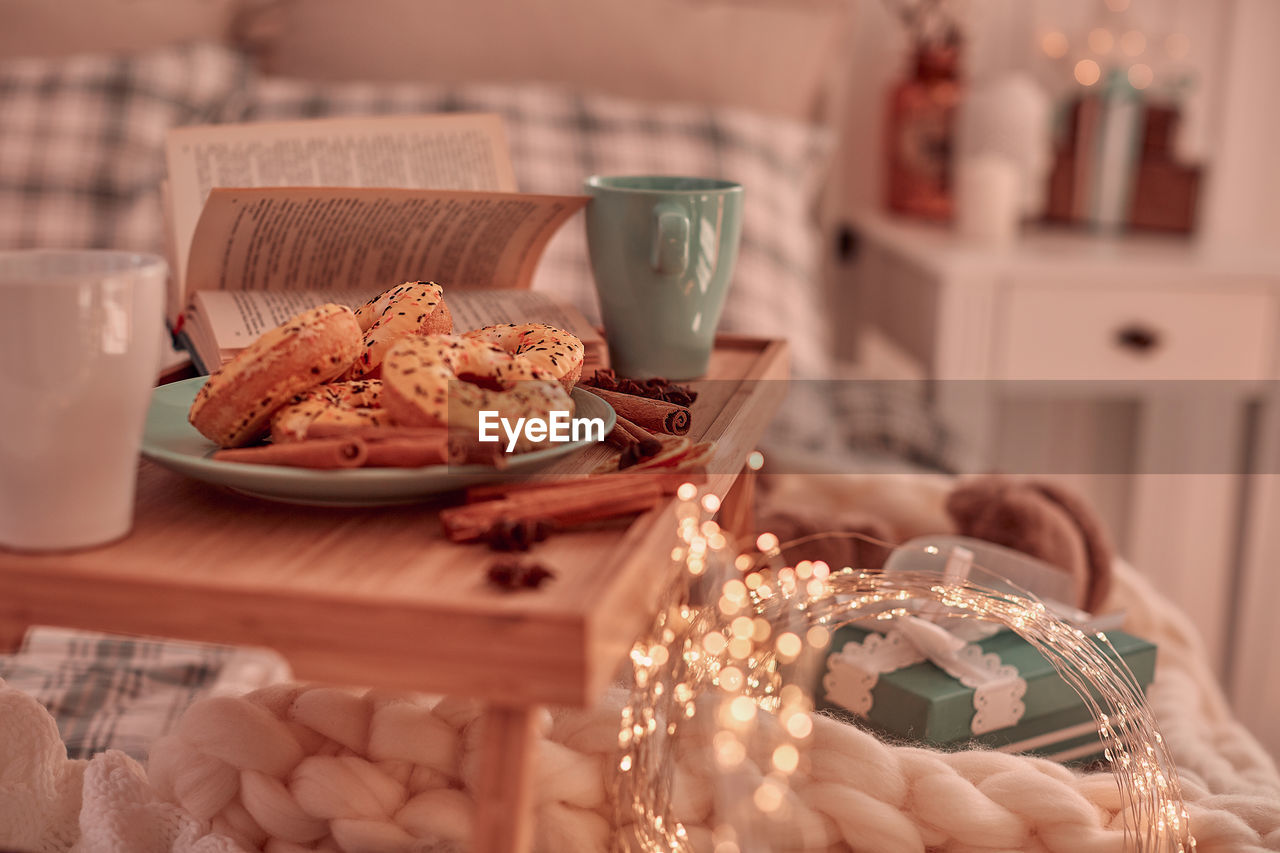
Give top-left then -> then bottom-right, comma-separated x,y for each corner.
955,154 -> 1022,246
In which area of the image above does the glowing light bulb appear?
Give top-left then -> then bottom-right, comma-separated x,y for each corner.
729,695 -> 755,722
719,665 -> 744,691
1041,30 -> 1069,59
753,780 -> 784,812
776,632 -> 803,658
1128,64 -> 1154,89
772,743 -> 800,773
1120,29 -> 1146,57
1075,59 -> 1102,86
785,713 -> 814,738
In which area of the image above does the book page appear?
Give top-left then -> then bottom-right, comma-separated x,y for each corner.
191,288 -> 380,348
185,187 -> 586,302
165,113 -> 516,321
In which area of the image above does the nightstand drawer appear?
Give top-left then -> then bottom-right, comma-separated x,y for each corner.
995,287 -> 1276,380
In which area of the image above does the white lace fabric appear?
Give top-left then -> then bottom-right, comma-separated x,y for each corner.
823,617 -> 1029,736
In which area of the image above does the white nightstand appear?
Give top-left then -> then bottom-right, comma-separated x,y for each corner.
842,210 -> 1280,753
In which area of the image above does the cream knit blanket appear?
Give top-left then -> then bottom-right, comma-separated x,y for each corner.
3,478 -> 1278,852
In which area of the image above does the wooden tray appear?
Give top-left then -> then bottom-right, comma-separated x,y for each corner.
0,336 -> 788,708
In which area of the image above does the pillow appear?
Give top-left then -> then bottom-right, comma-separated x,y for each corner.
0,0 -> 244,61
0,42 -> 251,255
251,0 -> 853,125
238,77 -> 837,382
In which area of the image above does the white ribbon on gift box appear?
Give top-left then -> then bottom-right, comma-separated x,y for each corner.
823,540 -> 1069,737
822,538 -> 1130,736
822,611 -> 1029,735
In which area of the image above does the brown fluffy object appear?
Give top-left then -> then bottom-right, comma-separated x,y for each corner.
945,476 -> 1113,613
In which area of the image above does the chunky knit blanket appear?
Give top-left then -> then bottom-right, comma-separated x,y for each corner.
3,475 -> 1278,852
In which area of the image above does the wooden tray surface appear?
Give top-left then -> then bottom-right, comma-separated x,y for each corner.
0,337 -> 788,707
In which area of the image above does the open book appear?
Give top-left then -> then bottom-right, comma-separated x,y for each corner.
164,113 -> 601,374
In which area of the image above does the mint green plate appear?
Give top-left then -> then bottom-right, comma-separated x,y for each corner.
140,377 -> 614,506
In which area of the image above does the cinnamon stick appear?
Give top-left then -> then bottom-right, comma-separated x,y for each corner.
362,436 -> 450,467
441,477 -> 664,542
446,431 -> 508,469
305,423 -> 449,443
263,422 -> 451,467
465,477 -> 589,503
614,414 -> 651,442
213,438 -> 367,469
606,422 -> 639,450
584,387 -> 691,436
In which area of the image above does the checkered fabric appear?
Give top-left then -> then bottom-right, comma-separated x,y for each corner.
760,379 -> 959,473
832,381 -> 959,473
0,42 -> 250,255
0,626 -> 291,761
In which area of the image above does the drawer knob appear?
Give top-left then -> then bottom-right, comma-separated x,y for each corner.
1115,324 -> 1162,354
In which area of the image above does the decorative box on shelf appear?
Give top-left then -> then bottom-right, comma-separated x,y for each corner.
817,622 -> 1157,763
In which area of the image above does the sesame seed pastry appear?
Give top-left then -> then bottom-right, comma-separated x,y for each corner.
269,379 -> 387,444
187,303 -> 361,448
380,334 -> 574,454
346,281 -> 453,379
463,322 -> 585,390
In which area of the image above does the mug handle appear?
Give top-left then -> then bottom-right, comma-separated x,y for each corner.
650,204 -> 690,277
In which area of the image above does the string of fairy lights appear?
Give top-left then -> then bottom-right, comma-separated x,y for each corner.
614,463 -> 1196,852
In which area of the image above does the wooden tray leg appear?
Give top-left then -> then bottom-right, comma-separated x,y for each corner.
472,704 -> 541,853
718,468 -> 757,541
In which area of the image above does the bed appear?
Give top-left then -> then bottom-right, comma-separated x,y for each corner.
1,1 -> 1277,850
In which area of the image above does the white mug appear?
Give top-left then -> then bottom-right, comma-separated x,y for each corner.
0,250 -> 167,551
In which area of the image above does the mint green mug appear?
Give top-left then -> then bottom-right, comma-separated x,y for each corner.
584,175 -> 744,379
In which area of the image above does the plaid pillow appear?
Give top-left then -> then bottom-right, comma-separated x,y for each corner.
0,626 -> 291,761
238,78 -> 837,382
0,41 -> 250,255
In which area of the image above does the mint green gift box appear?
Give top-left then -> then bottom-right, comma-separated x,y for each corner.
816,625 -> 1157,763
